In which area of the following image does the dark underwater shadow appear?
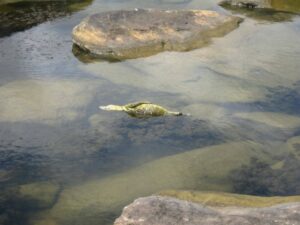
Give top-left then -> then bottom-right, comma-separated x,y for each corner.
72,44 -> 121,63
221,82 -> 300,116
0,0 -> 93,38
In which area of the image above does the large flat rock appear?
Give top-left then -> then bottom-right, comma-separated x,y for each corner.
72,9 -> 242,60
114,196 -> 300,225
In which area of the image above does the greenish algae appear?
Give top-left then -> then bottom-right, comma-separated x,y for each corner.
286,136 -> 300,159
158,190 -> 300,207
271,0 -> 300,13
220,1 -> 299,22
18,182 -> 61,209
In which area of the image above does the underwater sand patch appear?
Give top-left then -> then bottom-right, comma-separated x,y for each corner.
235,112 -> 300,129
0,79 -> 102,124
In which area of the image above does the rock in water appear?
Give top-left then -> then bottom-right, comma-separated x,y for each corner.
220,0 -> 271,8
220,0 -> 300,13
18,181 -> 61,209
114,196 -> 300,225
72,9 -> 242,60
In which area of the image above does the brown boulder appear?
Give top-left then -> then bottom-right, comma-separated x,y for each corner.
114,196 -> 300,225
72,9 -> 242,60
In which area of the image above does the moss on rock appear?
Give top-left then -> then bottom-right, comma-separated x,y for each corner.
158,190 -> 300,207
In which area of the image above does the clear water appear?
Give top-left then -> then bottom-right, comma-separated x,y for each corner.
1,0 -> 300,224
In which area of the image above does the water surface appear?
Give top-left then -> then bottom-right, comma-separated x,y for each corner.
1,0 -> 300,224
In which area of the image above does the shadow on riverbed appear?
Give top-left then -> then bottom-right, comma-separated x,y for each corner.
230,154 -> 300,196
221,82 -> 300,116
0,0 -> 93,37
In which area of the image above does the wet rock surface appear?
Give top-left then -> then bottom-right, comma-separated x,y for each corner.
220,0 -> 271,8
114,195 -> 300,225
220,0 -> 300,13
158,190 -> 300,207
72,9 -> 242,60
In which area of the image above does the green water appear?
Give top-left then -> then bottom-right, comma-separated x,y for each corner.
1,0 -> 300,224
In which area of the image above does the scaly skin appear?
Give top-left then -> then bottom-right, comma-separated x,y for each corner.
99,102 -> 183,118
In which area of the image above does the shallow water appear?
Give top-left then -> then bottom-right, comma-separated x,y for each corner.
1,0 -> 300,224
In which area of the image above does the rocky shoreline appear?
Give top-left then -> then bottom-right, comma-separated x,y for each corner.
114,192 -> 300,225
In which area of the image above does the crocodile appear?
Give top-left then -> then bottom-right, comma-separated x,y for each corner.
99,102 -> 184,118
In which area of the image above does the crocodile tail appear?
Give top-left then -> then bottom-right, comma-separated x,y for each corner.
167,111 -> 183,116
168,111 -> 191,116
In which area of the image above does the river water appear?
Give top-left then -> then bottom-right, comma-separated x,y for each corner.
1,0 -> 300,224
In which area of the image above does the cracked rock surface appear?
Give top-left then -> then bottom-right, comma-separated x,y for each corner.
114,196 -> 300,225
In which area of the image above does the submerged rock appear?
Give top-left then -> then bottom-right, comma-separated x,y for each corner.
220,0 -> 300,13
219,0 -> 300,23
0,169 -> 14,182
18,181 -> 61,209
72,9 -> 242,60
287,136 -> 300,159
114,195 -> 300,225
0,182 -> 61,225
31,142 -> 274,225
220,0 -> 271,8
219,0 -> 299,22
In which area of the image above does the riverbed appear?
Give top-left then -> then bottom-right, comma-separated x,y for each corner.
1,0 -> 300,224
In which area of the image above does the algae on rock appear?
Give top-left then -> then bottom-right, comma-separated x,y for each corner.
114,195 -> 300,225
158,190 -> 300,207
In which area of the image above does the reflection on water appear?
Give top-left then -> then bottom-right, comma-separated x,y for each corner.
0,0 -> 93,37
0,0 -> 300,224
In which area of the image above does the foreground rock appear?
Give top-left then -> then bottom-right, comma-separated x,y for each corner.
72,9 -> 242,60
114,195 -> 300,225
159,190 -> 300,207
